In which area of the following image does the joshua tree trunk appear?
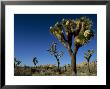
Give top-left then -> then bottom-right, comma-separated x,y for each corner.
70,52 -> 77,75
58,61 -> 60,73
55,55 -> 60,73
88,62 -> 90,73
68,46 -> 78,76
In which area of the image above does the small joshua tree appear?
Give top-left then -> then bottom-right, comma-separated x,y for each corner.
32,57 -> 38,67
49,17 -> 94,75
14,57 -> 21,68
47,41 -> 64,73
14,57 -> 22,75
64,64 -> 67,72
84,49 -> 94,73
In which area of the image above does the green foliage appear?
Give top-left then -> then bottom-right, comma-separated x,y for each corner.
47,42 -> 64,73
50,25 -> 67,47
32,57 -> 38,66
14,57 -> 22,67
47,42 -> 64,59
84,49 -> 94,62
50,17 -> 94,49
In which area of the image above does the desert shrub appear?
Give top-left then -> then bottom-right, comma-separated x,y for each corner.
14,67 -> 32,76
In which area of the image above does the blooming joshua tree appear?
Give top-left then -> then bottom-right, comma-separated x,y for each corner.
49,17 -> 94,75
47,41 -> 63,73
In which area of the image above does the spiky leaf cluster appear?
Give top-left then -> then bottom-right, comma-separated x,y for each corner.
33,57 -> 38,66
47,42 -> 64,59
84,49 -> 94,62
50,17 -> 94,49
14,57 -> 21,67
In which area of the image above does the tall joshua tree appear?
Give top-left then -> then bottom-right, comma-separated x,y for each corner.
84,49 -> 94,73
47,41 -> 63,73
49,17 -> 94,75
32,57 -> 38,67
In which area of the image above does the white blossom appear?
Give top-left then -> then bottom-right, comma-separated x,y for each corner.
50,26 -> 52,29
84,30 -> 91,37
66,20 -> 69,25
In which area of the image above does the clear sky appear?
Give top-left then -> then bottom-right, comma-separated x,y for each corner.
14,14 -> 97,66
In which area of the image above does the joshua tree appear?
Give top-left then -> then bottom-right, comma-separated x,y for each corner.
47,41 -> 64,73
64,65 -> 67,72
32,57 -> 38,67
14,57 -> 21,68
84,49 -> 94,73
49,17 -> 94,75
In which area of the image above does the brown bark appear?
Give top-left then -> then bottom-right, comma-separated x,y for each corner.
58,61 -> 60,73
68,46 -> 77,76
55,55 -> 60,73
88,62 -> 90,73
71,53 -> 77,75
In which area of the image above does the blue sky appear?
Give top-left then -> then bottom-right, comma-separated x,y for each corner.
14,14 -> 97,66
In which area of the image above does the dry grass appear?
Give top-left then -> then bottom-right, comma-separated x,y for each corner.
14,61 -> 97,76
